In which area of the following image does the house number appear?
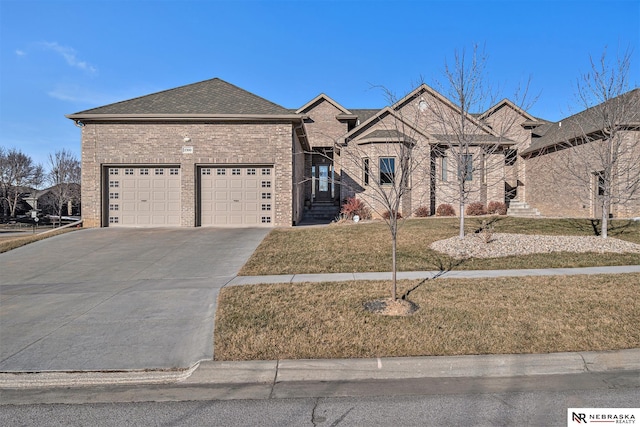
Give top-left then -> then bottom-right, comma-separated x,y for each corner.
182,146 -> 194,154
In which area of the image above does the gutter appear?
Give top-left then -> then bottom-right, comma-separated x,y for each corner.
66,113 -> 309,123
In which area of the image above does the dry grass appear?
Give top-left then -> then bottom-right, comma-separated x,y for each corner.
214,273 -> 640,361
239,217 -> 640,275
0,228 -> 78,253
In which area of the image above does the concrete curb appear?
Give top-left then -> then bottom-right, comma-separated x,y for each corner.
3,349 -> 638,389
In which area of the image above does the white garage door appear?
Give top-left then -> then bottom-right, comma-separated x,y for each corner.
107,167 -> 181,227
200,166 -> 273,227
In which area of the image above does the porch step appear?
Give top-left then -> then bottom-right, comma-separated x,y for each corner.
302,201 -> 341,221
507,200 -> 540,217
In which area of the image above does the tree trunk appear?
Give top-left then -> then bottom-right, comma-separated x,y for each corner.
459,201 -> 465,239
601,202 -> 609,239
391,230 -> 397,301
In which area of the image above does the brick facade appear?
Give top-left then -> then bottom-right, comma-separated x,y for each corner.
80,121 -> 300,227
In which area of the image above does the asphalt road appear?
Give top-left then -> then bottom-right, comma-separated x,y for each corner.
1,383 -> 638,427
0,227 -> 269,372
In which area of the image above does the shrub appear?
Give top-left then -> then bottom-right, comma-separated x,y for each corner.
414,205 -> 431,217
466,202 -> 487,216
436,203 -> 456,216
478,219 -> 495,243
487,201 -> 507,215
382,210 -> 403,220
340,197 -> 371,220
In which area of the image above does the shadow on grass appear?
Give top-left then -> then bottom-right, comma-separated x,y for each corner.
568,218 -> 639,237
401,254 -> 468,300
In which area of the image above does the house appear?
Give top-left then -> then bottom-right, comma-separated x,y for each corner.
67,78 -> 640,228
521,88 -> 640,219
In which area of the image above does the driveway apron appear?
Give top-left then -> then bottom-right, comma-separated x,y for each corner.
0,227 -> 269,372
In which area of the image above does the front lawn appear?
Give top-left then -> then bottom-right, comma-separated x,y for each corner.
239,217 -> 640,275
214,274 -> 640,361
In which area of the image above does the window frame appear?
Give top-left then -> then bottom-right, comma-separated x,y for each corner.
379,157 -> 396,185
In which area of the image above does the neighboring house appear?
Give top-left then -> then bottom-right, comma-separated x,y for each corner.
67,78 -> 640,228
36,183 -> 82,217
521,88 -> 640,219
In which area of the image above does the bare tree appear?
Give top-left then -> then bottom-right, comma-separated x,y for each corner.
552,49 -> 639,238
338,87 -> 432,301
0,147 -> 44,218
47,149 -> 81,227
424,45 -> 534,239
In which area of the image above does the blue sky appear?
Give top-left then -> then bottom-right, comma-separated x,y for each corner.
1,0 -> 639,168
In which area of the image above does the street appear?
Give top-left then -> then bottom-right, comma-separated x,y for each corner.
2,370 -> 638,426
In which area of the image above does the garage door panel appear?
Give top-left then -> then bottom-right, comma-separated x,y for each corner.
107,167 -> 181,227
153,191 -> 166,201
200,165 -> 273,227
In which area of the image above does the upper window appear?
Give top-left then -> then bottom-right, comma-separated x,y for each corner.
379,157 -> 395,185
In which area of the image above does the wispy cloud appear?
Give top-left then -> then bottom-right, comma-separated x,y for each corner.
47,84 -> 116,105
39,42 -> 97,74
15,50 -> 26,56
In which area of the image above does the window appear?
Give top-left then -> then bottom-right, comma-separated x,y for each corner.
261,216 -> 271,223
109,168 -> 119,175
261,181 -> 271,188
363,158 -> 370,185
125,168 -> 134,175
170,168 -> 179,175
155,168 -> 164,175
217,168 -> 226,175
109,204 -> 119,211
109,216 -> 119,224
261,204 -> 271,211
441,156 -> 447,181
261,192 -> 272,200
261,168 -> 271,175
140,168 -> 149,175
505,149 -> 517,166
202,168 -> 211,175
109,181 -> 119,188
109,192 -> 119,199
247,168 -> 256,175
458,154 -> 473,181
232,168 -> 241,175
379,157 -> 395,185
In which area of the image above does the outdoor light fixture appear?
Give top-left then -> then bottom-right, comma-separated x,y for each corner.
183,136 -> 191,143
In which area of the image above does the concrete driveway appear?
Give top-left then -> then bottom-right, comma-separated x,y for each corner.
0,227 -> 269,372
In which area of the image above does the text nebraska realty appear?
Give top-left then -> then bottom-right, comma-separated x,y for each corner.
573,412 -> 636,424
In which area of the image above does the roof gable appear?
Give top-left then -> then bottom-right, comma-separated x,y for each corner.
70,78 -> 292,116
344,83 -> 497,142
480,99 -> 536,122
296,94 -> 351,115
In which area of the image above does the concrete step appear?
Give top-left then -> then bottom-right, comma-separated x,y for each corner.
507,201 -> 540,217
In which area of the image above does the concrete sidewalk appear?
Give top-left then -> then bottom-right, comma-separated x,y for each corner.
228,264 -> 640,285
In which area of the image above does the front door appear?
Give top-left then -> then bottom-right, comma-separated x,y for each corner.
311,149 -> 336,202
315,165 -> 331,201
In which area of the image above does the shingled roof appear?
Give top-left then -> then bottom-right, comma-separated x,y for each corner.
68,78 -> 293,117
522,88 -> 640,156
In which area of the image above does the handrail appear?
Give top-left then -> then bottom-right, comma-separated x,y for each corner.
37,219 -> 84,235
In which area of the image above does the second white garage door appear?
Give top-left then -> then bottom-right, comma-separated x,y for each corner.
200,166 -> 273,226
